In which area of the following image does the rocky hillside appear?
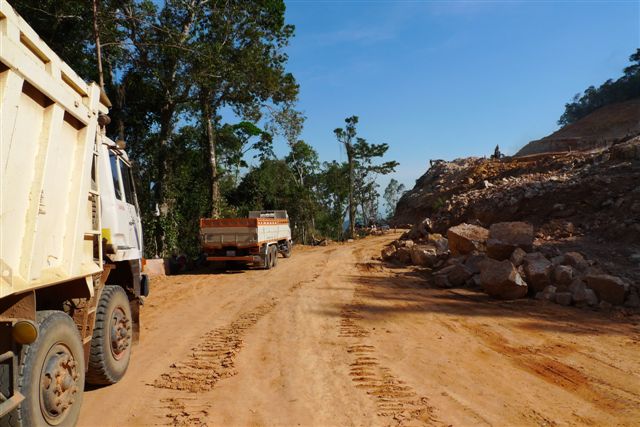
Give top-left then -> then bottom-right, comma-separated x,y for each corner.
392,138 -> 640,288
516,98 -> 640,156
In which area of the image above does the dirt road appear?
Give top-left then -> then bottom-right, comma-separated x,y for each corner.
78,233 -> 640,426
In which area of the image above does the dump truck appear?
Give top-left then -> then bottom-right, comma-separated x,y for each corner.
200,210 -> 293,269
0,1 -> 147,425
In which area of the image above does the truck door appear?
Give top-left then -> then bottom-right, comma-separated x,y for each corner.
109,152 -> 142,256
119,160 -> 143,254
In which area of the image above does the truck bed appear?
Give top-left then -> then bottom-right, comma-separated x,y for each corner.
200,218 -> 291,250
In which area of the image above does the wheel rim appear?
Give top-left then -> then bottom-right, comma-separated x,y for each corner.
110,305 -> 131,361
39,343 -> 80,425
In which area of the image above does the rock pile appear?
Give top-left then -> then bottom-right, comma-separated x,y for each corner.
394,139 -> 640,246
382,220 -> 638,309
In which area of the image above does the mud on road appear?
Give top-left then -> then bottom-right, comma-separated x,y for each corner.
78,233 -> 640,426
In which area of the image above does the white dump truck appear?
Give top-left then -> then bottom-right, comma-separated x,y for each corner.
0,1 -> 147,425
200,210 -> 293,269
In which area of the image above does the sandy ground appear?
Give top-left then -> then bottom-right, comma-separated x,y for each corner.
78,232 -> 640,427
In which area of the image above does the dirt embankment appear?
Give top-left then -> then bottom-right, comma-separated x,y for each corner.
78,234 -> 640,427
516,98 -> 640,156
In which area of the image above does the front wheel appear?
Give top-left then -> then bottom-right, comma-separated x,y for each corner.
86,285 -> 133,385
15,310 -> 85,427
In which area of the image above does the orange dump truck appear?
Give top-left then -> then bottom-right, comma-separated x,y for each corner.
199,210 -> 292,269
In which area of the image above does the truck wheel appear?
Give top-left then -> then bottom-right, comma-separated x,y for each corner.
86,285 -> 132,385
264,246 -> 273,270
282,241 -> 292,258
270,245 -> 278,268
14,310 -> 84,427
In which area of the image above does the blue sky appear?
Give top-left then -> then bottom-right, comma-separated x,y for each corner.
273,0 -> 639,192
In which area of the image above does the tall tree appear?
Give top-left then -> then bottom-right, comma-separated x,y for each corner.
193,0 -> 299,218
383,179 -> 405,219
334,116 -> 359,238
335,116 -> 399,237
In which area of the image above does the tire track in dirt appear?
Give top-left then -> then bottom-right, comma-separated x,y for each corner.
154,299 -> 279,392
340,261 -> 441,426
152,299 -> 279,425
152,266 -> 325,426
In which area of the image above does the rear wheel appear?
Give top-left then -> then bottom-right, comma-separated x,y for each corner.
282,241 -> 292,258
270,245 -> 278,268
15,311 -> 84,427
86,285 -> 132,385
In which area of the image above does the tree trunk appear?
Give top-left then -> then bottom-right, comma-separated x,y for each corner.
154,104 -> 174,256
92,0 -> 105,90
347,146 -> 355,239
201,97 -> 220,218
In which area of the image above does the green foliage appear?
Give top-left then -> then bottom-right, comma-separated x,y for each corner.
12,0 -> 400,254
334,116 -> 398,237
383,179 -> 406,218
559,48 -> 640,126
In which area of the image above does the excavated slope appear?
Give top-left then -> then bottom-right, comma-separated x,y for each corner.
516,98 -> 640,156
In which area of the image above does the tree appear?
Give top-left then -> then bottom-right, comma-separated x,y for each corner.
335,117 -> 399,237
316,161 -> 349,239
193,0 -> 299,218
334,116 -> 359,239
383,179 -> 405,219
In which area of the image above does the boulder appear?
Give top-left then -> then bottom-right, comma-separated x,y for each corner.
403,240 -> 415,249
584,288 -> 599,306
406,218 -> 432,240
436,264 -> 473,287
447,223 -> 489,256
541,285 -> 557,301
395,247 -> 413,265
570,280 -> 588,305
381,245 -> 397,261
464,254 -> 486,275
598,300 -> 613,312
434,275 -> 453,288
486,222 -> 534,260
624,291 -> 640,308
555,292 -> 573,306
523,253 -> 552,292
585,274 -> 629,305
427,233 -> 449,254
553,265 -> 574,287
479,258 -> 528,299
410,245 -> 439,267
510,247 -> 527,267
563,252 -> 588,272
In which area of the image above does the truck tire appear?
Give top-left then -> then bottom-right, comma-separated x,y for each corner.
270,245 -> 278,268
282,241 -> 292,258
264,246 -> 273,270
13,310 -> 84,427
86,285 -> 132,385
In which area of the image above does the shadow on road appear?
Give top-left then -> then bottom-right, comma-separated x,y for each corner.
316,261 -> 639,337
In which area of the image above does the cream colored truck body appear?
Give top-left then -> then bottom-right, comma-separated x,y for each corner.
200,210 -> 292,268
0,1 -> 146,424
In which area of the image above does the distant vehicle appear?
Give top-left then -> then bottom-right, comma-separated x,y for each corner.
0,2 -> 147,425
200,210 -> 293,269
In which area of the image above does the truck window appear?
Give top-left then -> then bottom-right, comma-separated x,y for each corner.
109,152 -> 124,201
120,161 -> 136,205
